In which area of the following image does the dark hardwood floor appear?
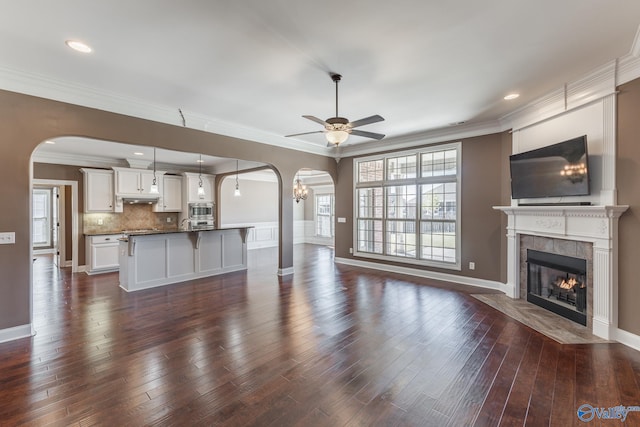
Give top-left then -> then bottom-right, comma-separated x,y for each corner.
2,245 -> 640,426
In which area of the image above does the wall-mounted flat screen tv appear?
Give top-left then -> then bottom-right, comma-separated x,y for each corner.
509,135 -> 590,199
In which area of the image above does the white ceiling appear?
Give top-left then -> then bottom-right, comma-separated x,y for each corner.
4,1 -> 640,160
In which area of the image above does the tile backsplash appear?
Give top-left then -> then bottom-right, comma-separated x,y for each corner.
84,204 -> 179,234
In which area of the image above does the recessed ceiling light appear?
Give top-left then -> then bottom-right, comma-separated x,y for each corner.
196,159 -> 204,163
65,40 -> 92,53
44,140 -> 55,144
133,152 -> 144,156
504,93 -> 520,100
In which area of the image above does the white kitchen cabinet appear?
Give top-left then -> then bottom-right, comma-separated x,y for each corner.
112,167 -> 165,212
182,172 -> 215,203
162,175 -> 183,212
113,167 -> 159,196
86,234 -> 124,274
80,168 -> 114,212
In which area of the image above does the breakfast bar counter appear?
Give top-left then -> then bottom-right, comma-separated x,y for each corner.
118,227 -> 250,292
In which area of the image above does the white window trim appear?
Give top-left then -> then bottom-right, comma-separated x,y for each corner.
352,142 -> 462,270
315,193 -> 334,238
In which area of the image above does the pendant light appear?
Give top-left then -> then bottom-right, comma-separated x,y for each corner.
197,154 -> 205,198
234,159 -> 241,197
149,147 -> 159,194
293,172 -> 308,203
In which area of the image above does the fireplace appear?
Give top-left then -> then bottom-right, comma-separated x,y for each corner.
526,249 -> 587,326
495,205 -> 628,340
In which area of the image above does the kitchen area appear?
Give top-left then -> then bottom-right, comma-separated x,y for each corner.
79,160 -> 250,291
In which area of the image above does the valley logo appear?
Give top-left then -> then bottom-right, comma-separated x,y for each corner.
577,404 -> 640,422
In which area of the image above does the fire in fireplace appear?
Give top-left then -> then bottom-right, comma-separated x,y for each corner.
526,249 -> 587,326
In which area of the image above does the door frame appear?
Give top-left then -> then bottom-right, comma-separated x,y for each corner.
32,179 -> 79,272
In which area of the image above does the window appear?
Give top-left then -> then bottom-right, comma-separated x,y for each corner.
316,194 -> 334,238
354,143 -> 461,269
33,188 -> 52,247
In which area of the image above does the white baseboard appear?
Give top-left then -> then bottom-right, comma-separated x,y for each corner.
277,267 -> 294,276
615,328 -> 640,352
334,256 -> 505,292
0,323 -> 34,343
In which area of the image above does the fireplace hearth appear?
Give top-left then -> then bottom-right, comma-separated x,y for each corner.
526,249 -> 587,326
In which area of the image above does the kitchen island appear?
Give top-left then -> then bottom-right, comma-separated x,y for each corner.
118,227 -> 250,292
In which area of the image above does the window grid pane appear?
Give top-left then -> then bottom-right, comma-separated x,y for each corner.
358,187 -> 383,218
358,219 -> 383,254
387,155 -> 417,180
386,185 -> 416,219
358,160 -> 384,182
420,221 -> 456,262
421,182 -> 457,220
386,220 -> 416,258
421,149 -> 457,177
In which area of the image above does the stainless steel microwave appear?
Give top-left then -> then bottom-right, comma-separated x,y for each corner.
188,202 -> 214,219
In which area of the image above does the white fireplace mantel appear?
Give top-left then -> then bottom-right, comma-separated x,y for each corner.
494,205 -> 628,340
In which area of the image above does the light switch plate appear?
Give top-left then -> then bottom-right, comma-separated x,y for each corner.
0,232 -> 16,244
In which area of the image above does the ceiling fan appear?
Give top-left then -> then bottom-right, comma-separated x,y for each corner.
286,72 -> 385,147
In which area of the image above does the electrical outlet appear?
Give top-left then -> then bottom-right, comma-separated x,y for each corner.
469,262 -> 475,270
0,232 -> 15,244
97,218 -> 103,225
338,217 -> 346,223
349,247 -> 353,254
166,217 -> 172,223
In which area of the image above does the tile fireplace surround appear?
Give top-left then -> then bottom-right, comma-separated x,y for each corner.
494,205 -> 628,340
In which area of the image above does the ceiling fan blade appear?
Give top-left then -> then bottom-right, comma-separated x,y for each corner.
348,114 -> 384,128
350,129 -> 386,140
285,130 -> 325,137
302,115 -> 329,126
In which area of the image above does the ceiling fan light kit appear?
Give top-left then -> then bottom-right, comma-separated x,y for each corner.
286,72 -> 385,147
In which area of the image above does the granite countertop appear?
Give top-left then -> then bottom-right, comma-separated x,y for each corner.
86,226 -> 252,237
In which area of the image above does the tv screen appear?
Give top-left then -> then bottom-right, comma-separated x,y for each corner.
509,135 -> 590,199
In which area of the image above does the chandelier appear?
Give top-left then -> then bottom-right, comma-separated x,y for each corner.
293,173 -> 308,203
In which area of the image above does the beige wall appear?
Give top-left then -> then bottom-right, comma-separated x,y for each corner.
0,89 -> 336,331
220,177 -> 278,224
616,77 -> 640,335
335,132 -> 511,282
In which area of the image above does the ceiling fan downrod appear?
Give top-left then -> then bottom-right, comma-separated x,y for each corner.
331,73 -> 342,118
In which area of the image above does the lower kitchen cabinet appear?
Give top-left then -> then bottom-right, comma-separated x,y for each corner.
86,234 -> 124,274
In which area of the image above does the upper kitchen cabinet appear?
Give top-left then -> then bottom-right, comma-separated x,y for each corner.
80,168 -> 115,213
113,167 -> 160,196
162,175 -> 183,212
113,167 -> 165,212
182,172 -> 215,203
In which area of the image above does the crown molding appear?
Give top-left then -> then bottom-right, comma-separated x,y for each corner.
502,25 -> 640,132
501,61 -> 617,132
32,151 -> 127,169
337,120 -> 505,158
0,65 -> 331,158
